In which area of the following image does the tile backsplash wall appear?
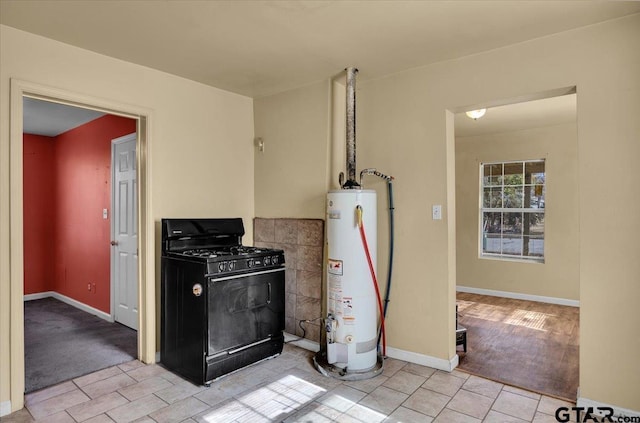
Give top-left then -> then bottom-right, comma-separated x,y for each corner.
254,218 -> 324,343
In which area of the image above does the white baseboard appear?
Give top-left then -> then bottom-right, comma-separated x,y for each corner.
385,346 -> 459,372
457,285 -> 580,307
0,400 -> 11,417
577,396 -> 640,418
284,332 -> 320,352
23,291 -> 55,301
24,291 -> 113,322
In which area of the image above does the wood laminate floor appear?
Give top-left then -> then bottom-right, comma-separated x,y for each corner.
456,292 -> 579,401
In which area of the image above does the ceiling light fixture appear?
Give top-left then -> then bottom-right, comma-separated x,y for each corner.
465,109 -> 486,120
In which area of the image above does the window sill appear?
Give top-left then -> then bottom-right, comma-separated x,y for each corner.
479,254 -> 544,264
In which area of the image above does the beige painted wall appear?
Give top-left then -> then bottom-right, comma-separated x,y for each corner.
0,25 -> 255,412
362,15 -> 640,409
3,12 -> 639,414
254,15 -> 640,410
253,81 -> 331,219
456,123 -> 580,301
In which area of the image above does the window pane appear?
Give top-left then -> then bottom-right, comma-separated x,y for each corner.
503,162 -> 523,185
483,188 -> 502,208
482,213 -> 502,254
482,212 -> 502,235
503,186 -> 523,208
501,235 -> 523,256
483,235 -> 501,254
526,212 -> 545,237
483,164 -> 502,186
528,185 -> 545,209
525,161 -> 545,184
524,236 -> 544,257
522,212 -> 544,257
502,212 -> 522,235
482,212 -> 501,254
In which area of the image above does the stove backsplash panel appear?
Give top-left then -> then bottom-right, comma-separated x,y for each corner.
254,218 -> 324,343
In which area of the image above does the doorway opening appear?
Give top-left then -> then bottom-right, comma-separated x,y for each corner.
23,98 -> 139,392
452,90 -> 580,401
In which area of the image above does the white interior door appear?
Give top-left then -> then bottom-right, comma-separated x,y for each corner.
112,133 -> 138,330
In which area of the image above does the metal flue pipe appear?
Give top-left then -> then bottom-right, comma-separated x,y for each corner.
343,67 -> 360,189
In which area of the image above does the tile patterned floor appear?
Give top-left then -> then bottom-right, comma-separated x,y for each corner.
1,344 -> 574,422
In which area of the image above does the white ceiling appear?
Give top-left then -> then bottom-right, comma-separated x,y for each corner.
455,94 -> 577,138
23,97 -> 105,137
4,1 -> 634,136
2,1 -> 639,98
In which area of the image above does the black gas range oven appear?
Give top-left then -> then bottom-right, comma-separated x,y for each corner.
160,218 -> 285,386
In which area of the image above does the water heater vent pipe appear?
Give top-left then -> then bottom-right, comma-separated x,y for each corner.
343,67 -> 360,189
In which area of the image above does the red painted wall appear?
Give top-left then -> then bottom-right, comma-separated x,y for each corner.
23,114 -> 136,313
54,115 -> 136,312
23,134 -> 56,295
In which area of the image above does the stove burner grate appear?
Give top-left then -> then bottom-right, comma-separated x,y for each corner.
181,247 -> 268,258
182,249 -> 231,258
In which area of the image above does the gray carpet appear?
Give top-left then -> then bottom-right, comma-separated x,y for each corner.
24,297 -> 137,393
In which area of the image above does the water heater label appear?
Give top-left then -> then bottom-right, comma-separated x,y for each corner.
340,295 -> 355,324
328,259 -> 343,275
328,283 -> 342,316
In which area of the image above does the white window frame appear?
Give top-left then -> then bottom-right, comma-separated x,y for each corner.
479,159 -> 546,262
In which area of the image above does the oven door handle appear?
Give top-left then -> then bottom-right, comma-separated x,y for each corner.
267,282 -> 272,304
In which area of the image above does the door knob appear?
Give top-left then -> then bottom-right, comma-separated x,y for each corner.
111,241 -> 119,246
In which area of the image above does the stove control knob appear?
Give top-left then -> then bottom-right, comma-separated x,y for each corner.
272,256 -> 279,265
228,261 -> 235,271
265,256 -> 271,265
247,259 -> 253,268
218,262 -> 226,272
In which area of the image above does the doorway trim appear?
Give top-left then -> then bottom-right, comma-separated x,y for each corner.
9,78 -> 155,412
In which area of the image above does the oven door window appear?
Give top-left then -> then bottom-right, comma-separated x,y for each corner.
207,270 -> 285,355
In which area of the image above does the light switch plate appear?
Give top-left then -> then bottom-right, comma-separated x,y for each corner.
102,208 -> 108,219
432,205 -> 442,220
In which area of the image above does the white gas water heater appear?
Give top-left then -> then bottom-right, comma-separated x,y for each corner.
315,67 -> 394,380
